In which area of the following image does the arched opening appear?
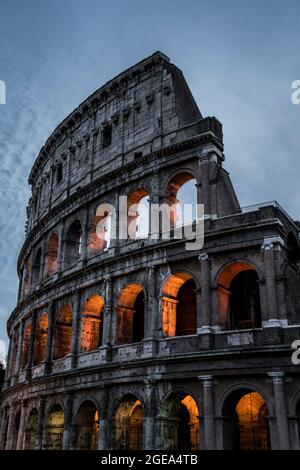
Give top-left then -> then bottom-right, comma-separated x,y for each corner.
24,409 -> 39,449
127,189 -> 150,240
161,273 -> 197,337
34,313 -> 48,365
117,284 -> 145,344
89,204 -> 113,255
222,389 -> 270,450
80,295 -> 105,351
287,233 -> 300,264
160,393 -> 199,450
113,396 -> 144,450
72,401 -> 99,449
44,405 -> 64,450
11,410 -> 21,449
22,320 -> 32,369
53,305 -> 72,359
45,232 -> 59,277
218,262 -> 261,330
64,220 -> 82,269
166,173 -> 197,228
32,248 -> 42,287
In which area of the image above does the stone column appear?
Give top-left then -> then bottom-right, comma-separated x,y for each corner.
198,253 -> 213,348
27,250 -> 35,295
4,407 -> 14,450
102,278 -> 113,360
44,301 -> 55,374
109,192 -> 119,249
144,379 -> 156,450
268,371 -> 290,449
15,321 -> 25,376
26,311 -> 37,380
39,238 -> 47,285
199,375 -> 215,449
80,206 -> 89,266
37,398 -> 47,449
71,291 -> 81,369
262,240 -> 279,326
4,340 -> 12,387
0,407 -> 7,449
98,386 -> 109,450
16,400 -> 27,450
199,157 -> 211,217
62,393 -> 73,449
143,266 -> 157,357
7,333 -> 17,381
56,220 -> 65,275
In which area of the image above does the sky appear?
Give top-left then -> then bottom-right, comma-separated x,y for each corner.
0,0 -> 299,355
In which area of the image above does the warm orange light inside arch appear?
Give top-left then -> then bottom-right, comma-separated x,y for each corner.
161,272 -> 196,337
235,392 -> 269,450
117,284 -> 144,344
217,261 -> 257,328
80,295 -> 105,351
22,321 -> 32,369
54,305 -> 72,359
34,312 -> 48,365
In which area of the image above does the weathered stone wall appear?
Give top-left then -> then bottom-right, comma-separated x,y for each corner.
1,52 -> 300,451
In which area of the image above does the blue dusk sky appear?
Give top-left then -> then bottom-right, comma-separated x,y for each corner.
0,0 -> 299,356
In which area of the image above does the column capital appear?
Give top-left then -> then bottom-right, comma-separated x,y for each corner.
198,148 -> 221,164
261,236 -> 284,252
267,371 -> 285,383
198,252 -> 209,262
198,375 -> 214,386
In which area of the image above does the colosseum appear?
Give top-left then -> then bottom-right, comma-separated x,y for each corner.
1,51 -> 300,451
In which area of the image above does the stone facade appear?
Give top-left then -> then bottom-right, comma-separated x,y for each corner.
1,51 -> 300,450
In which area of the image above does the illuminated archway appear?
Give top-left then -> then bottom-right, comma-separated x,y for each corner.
72,401 -> 99,449
113,396 -> 144,450
117,284 -> 145,344
89,204 -> 113,255
80,295 -> 105,351
45,232 -> 59,277
217,262 -> 261,330
24,408 -> 39,449
127,189 -> 150,240
22,320 -> 32,369
166,173 -> 197,228
222,389 -> 270,450
44,405 -> 64,450
160,393 -> 200,450
53,305 -> 72,359
161,273 -> 197,337
34,313 -> 48,365
64,220 -> 82,269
